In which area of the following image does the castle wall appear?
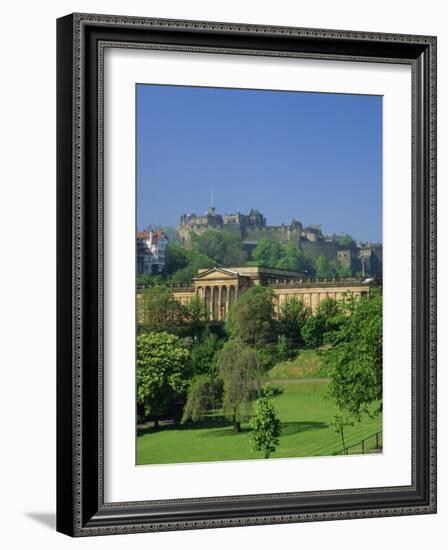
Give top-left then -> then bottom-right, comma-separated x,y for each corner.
243,226 -> 301,244
299,238 -> 340,262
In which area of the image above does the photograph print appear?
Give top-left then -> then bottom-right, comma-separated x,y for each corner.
136,84 -> 383,466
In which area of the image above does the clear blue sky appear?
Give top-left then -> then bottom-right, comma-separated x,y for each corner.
137,84 -> 382,243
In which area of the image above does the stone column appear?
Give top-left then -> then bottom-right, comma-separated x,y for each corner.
218,286 -> 223,320
209,286 -> 214,320
225,285 -> 230,318
213,286 -> 218,320
235,285 -> 239,300
205,286 -> 210,320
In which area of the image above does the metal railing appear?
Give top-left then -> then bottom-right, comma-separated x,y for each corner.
335,431 -> 382,456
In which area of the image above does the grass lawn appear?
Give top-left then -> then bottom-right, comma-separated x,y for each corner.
137,379 -> 382,465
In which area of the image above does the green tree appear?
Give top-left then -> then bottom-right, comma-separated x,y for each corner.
315,255 -> 336,279
276,334 -> 291,361
300,297 -> 343,348
217,340 -> 265,432
338,265 -> 352,278
227,286 -> 276,347
301,314 -> 326,348
339,234 -> 354,247
250,385 -> 282,458
169,250 -> 215,284
331,411 -> 354,453
255,348 -> 277,371
329,259 -> 341,277
140,285 -> 184,327
276,243 -> 301,271
190,330 -> 223,377
136,332 -> 190,429
162,226 -> 181,245
252,238 -> 282,268
276,244 -> 314,274
277,296 -> 310,346
318,298 -> 344,340
324,289 -> 383,420
181,374 -> 222,423
165,243 -> 188,275
193,231 -> 247,267
136,273 -> 154,286
182,294 -> 206,337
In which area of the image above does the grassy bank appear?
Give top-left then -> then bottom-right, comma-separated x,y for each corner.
268,349 -> 329,379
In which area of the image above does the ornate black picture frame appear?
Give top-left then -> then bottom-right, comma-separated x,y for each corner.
57,13 -> 437,536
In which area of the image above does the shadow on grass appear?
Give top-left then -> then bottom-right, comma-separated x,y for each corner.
137,414 -> 232,436
137,418 -> 328,439
280,420 -> 328,436
200,420 -> 328,439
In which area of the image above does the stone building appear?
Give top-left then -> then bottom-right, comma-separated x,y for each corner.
356,244 -> 383,277
177,205 -> 382,278
141,266 -> 376,323
136,228 -> 168,274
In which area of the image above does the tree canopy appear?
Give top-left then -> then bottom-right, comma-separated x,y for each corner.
192,231 -> 247,267
181,374 -> 221,424
217,340 -> 265,432
276,243 -> 314,274
227,286 -> 276,346
277,295 -> 310,346
165,243 -> 189,275
168,248 -> 215,284
252,238 -> 282,268
301,297 -> 344,348
339,234 -> 354,247
136,331 -> 191,428
189,330 -> 223,377
324,289 -> 383,420
251,239 -> 314,274
315,255 -> 334,278
250,385 -> 282,458
139,285 -> 184,327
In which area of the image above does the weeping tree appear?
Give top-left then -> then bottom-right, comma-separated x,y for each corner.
217,340 -> 265,432
181,374 -> 222,423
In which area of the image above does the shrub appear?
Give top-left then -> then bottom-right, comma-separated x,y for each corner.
250,393 -> 282,458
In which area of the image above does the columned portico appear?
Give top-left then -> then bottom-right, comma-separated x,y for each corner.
188,267 -> 250,321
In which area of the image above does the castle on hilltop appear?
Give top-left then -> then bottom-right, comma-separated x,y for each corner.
179,205 -> 320,244
178,205 -> 382,278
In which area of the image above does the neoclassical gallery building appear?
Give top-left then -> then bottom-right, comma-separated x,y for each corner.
138,266 -> 377,323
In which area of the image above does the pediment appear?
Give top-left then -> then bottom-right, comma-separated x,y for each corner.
193,267 -> 242,281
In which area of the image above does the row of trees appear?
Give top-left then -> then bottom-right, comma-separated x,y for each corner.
139,282 -> 350,352
137,229 -> 356,286
138,285 -> 205,336
250,238 -> 352,278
